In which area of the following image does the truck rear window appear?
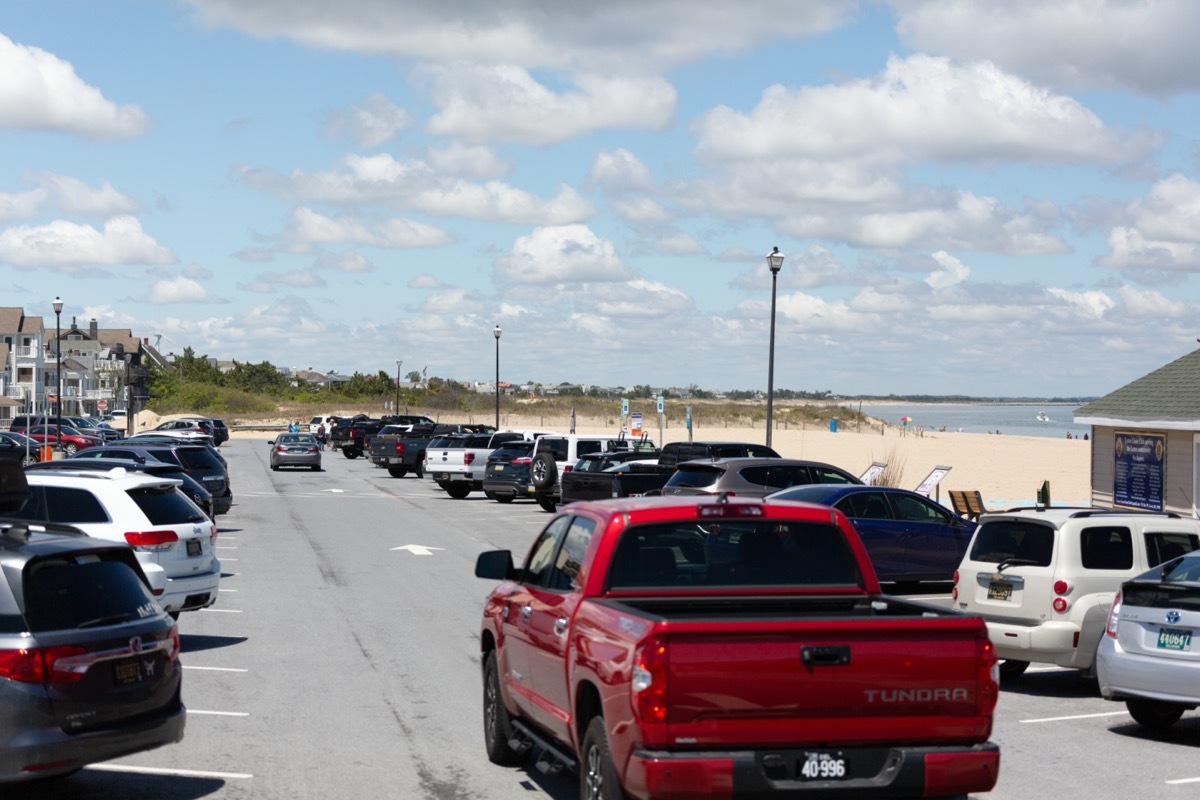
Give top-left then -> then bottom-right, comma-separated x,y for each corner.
608,521 -> 861,589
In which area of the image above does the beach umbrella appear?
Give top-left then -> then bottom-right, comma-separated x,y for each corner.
900,416 -> 912,423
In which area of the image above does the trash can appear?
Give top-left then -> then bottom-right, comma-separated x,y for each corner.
829,419 -> 838,433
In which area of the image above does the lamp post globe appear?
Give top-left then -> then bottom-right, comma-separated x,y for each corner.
765,247 -> 784,448
493,325 -> 502,429
52,296 -> 63,454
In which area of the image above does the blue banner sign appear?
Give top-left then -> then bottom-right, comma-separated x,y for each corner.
1113,431 -> 1165,512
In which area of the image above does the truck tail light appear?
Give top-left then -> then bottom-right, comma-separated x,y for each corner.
975,634 -> 999,717
464,453 -> 475,466
125,530 -> 179,552
632,638 -> 669,722
394,442 -> 406,455
1105,591 -> 1123,638
0,645 -> 88,683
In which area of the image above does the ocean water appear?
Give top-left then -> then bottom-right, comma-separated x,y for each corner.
849,403 -> 1090,440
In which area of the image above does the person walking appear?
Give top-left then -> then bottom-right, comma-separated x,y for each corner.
316,423 -> 326,450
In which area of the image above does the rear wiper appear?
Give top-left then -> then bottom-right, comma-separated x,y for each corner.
995,557 -> 1040,572
77,614 -> 132,628
187,514 -> 207,522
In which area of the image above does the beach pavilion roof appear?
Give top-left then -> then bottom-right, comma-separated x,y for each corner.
1074,348 -> 1200,430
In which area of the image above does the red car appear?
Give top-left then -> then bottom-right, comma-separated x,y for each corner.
475,495 -> 1001,799
23,424 -> 103,456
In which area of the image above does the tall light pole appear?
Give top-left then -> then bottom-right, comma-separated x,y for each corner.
493,325 -> 502,428
52,296 -> 63,453
395,359 -> 403,414
765,247 -> 785,448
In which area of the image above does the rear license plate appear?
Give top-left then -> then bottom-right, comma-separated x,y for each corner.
799,752 -> 847,781
1157,628 -> 1192,651
494,465 -> 505,472
987,580 -> 1013,601
436,473 -> 450,481
187,539 -> 202,557
114,658 -> 145,686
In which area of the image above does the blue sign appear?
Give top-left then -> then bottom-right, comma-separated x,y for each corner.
1113,431 -> 1165,512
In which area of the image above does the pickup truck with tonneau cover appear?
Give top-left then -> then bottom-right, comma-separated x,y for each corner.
369,423 -> 494,478
475,494 -> 1001,799
428,429 -> 556,498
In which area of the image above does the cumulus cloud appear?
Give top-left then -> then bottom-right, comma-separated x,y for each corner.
327,92 -> 408,149
0,216 -> 175,268
0,33 -> 151,138
408,273 -> 443,289
495,224 -> 631,284
925,251 -> 970,289
0,188 -> 45,220
426,143 -> 510,179
147,276 -> 225,304
590,148 -> 655,192
315,250 -> 375,273
32,173 -> 141,216
612,197 -> 672,222
286,207 -> 452,250
894,0 -> 1200,94
655,232 -> 706,255
1116,285 -> 1188,317
1047,287 -> 1115,319
423,65 -> 676,145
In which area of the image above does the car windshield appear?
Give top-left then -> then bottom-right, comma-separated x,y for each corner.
277,434 -> 315,445
129,486 -> 206,524
607,520 -> 863,590
21,554 -> 160,632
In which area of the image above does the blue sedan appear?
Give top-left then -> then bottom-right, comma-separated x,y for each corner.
766,485 -> 976,583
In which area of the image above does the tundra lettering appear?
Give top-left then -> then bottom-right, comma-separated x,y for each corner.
864,687 -> 970,703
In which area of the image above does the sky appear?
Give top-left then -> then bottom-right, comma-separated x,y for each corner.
2,0 -> 1199,399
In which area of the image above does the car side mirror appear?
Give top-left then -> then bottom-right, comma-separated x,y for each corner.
475,549 -> 515,580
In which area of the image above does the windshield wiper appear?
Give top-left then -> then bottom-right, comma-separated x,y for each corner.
995,557 -> 1040,572
77,613 -> 132,628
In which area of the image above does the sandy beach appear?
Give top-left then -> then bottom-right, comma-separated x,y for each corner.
141,410 -> 1092,509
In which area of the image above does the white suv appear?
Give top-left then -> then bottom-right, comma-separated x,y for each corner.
953,507 -> 1200,678
529,433 -> 656,512
11,468 -> 221,617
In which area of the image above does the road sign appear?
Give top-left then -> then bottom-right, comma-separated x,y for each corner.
656,396 -> 664,414
97,399 -> 108,412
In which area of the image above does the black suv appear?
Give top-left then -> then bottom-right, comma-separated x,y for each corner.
481,441 -> 536,503
0,453 -> 185,783
210,419 -> 230,446
76,442 -> 232,515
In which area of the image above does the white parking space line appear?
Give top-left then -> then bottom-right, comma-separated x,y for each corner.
1020,710 -> 1129,723
1167,777 -> 1200,785
188,709 -> 250,717
87,764 -> 253,779
216,546 -> 237,550
202,607 -> 242,613
218,588 -> 237,592
220,558 -> 238,561
183,665 -> 248,673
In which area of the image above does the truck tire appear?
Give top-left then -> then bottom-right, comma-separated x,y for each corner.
494,494 -> 514,504
446,484 -> 471,499
537,494 -> 557,513
580,716 -> 625,800
998,659 -> 1029,679
387,466 -> 408,478
483,651 -> 524,766
344,449 -> 359,459
415,458 -> 425,479
1126,698 -> 1185,730
531,453 -> 558,490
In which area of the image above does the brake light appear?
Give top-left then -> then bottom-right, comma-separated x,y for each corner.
975,635 -> 999,716
1053,580 -> 1070,595
166,626 -> 180,662
0,645 -> 88,683
952,569 -> 960,601
512,457 -> 532,466
275,445 -> 286,453
464,453 -> 475,466
125,530 -> 179,551
632,638 -> 669,722
697,503 -> 761,518
1105,591 -> 1122,638
394,442 -> 406,455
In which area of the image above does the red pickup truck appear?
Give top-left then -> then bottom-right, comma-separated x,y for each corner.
475,495 -> 1000,799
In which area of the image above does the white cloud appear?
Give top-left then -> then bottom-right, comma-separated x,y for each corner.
1099,227 -> 1200,272
147,276 -> 224,304
31,173 -> 141,216
925,250 -> 970,289
286,207 -> 452,249
590,149 -> 655,192
421,287 -> 486,315
423,65 -> 676,145
0,216 -> 175,268
326,92 -> 409,149
586,278 -> 692,317
495,224 -> 630,284
1124,174 -> 1200,243
895,0 -> 1200,94
612,197 -> 672,222
655,232 -> 706,255
0,188 -> 46,220
426,143 -> 510,179
1047,287 -> 1115,319
408,274 -> 443,289
315,250 -> 375,273
1116,285 -> 1188,317
0,33 -> 151,138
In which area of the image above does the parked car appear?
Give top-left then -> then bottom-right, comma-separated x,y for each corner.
768,484 -> 976,583
171,417 -> 225,446
78,442 -> 232,516
661,457 -> 861,498
0,431 -> 40,466
527,433 -> 656,512
210,418 -> 230,446
269,433 -> 322,471
481,440 -> 537,503
133,423 -> 212,445
0,482 -> 185,783
39,457 -> 215,519
1097,549 -> 1200,729
953,507 -> 1200,678
7,468 -> 221,617
22,424 -> 103,456
67,415 -> 121,442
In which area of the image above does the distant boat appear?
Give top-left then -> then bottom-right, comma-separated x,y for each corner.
1036,412 -> 1051,422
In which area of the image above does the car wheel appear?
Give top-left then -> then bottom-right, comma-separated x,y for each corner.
495,494 -> 514,504
387,466 -> 408,478
998,660 -> 1029,679
484,491 -> 499,500
1126,698 -> 1185,730
531,453 -> 558,490
580,716 -> 625,800
483,651 -> 524,766
311,464 -> 320,471
271,464 -> 278,471
415,458 -> 425,479
344,449 -> 359,459
537,494 -> 557,513
21,453 -> 37,466
64,443 -> 78,456
445,484 -> 471,499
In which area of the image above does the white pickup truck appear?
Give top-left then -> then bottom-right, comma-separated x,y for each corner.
427,429 -> 556,499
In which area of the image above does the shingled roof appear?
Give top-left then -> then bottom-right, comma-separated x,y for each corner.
1074,348 -> 1200,428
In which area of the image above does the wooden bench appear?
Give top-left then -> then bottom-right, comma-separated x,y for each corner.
948,490 -> 991,521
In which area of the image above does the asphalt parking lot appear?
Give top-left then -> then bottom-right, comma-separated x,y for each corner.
9,439 -> 1199,799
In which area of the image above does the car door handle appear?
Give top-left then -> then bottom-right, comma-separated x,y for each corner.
554,617 -> 568,635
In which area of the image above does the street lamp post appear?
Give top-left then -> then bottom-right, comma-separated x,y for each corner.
52,296 -> 63,454
395,360 -> 403,414
493,325 -> 502,428
765,247 -> 785,448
